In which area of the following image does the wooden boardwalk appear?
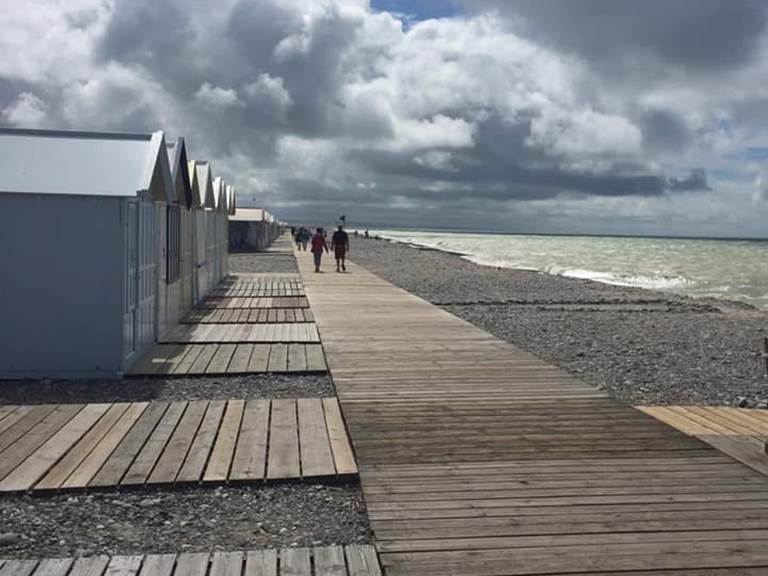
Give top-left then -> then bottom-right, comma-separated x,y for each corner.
0,546 -> 381,576
128,343 -> 326,376
182,309 -> 314,324
296,251 -> 768,575
159,323 -> 320,344
132,273 -> 325,376
639,406 -> 768,476
0,398 -> 356,492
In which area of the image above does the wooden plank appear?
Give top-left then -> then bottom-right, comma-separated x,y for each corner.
136,555 -> 175,576
0,404 -> 83,483
279,548 -> 310,576
0,403 -> 110,491
29,559 -> 74,576
103,556 -> 142,576
37,403 -> 132,490
159,345 -> 195,375
267,344 -> 288,372
176,401 -> 227,484
67,556 -> 110,576
313,546 -> 347,576
188,344 -> 218,374
0,561 -> 40,576
287,344 -> 307,372
297,398 -> 336,477
305,345 -> 326,372
57,403 -> 146,490
206,344 -> 237,374
173,554 -> 209,576
0,405 -> 19,432
229,399 -> 270,482
228,344 -> 254,374
0,404 -> 57,454
121,402 -> 188,486
130,347 -> 173,375
323,398 -> 357,475
266,399 -> 300,479
147,401 -> 209,485
247,345 -> 271,372
209,552 -> 243,576
345,546 -> 381,576
172,345 -> 205,375
90,402 -> 168,487
244,550 -> 276,576
203,400 -> 245,482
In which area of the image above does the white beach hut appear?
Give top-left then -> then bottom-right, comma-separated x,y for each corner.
165,138 -> 194,330
229,207 -> 282,252
190,160 -> 215,302
0,128 -> 175,378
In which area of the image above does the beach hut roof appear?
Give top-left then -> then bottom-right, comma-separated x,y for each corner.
226,184 -> 236,215
230,207 -> 266,222
0,128 -> 174,202
166,138 -> 193,207
213,177 -> 226,212
194,161 -> 215,208
186,160 -> 203,209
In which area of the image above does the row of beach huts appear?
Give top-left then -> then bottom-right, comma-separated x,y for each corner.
0,127 -> 280,379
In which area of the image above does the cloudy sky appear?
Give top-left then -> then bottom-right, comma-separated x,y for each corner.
2,0 -> 768,237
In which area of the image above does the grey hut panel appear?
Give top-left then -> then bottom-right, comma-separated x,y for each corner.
0,194 -> 125,377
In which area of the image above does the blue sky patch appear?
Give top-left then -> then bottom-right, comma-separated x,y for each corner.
371,0 -> 460,22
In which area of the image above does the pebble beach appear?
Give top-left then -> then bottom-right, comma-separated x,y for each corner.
348,236 -> 768,407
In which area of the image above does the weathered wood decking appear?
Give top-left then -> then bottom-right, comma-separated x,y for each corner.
0,398 -> 356,492
129,343 -> 326,376
297,251 -> 768,575
0,546 -> 381,576
639,406 -> 768,476
130,273 -> 325,376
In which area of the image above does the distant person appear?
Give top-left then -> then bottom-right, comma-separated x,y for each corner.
354,230 -> 358,237
311,227 -> 329,272
294,227 -> 302,249
331,224 -> 350,272
364,230 -> 369,238
300,227 -> 310,251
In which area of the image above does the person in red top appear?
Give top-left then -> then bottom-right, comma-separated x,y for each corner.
310,227 -> 329,272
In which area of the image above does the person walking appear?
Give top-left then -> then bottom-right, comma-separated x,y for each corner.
331,224 -> 350,272
311,227 -> 329,272
299,227 -> 310,251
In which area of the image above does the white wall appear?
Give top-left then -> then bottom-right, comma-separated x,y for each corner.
0,194 -> 125,378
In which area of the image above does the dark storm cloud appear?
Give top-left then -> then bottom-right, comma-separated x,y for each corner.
1,0 -> 766,236
639,109 -> 693,153
463,0 -> 768,71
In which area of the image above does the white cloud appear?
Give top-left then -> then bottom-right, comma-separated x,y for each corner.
2,92 -> 48,126
195,82 -> 242,111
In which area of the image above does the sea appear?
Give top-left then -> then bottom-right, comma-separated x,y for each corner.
368,229 -> 768,310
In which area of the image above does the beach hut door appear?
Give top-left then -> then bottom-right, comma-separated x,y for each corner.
123,201 -> 139,361
137,201 -> 157,354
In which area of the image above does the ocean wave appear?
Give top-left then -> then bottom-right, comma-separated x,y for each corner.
559,269 -> 689,291
374,229 -> 768,309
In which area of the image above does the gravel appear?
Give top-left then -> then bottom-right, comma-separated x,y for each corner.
349,236 -> 768,407
229,254 -> 298,274
0,374 -> 335,405
0,485 -> 372,558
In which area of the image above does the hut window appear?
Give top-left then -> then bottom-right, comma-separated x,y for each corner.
167,205 -> 181,283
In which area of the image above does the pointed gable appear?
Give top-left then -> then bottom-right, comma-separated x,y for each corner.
194,161 -> 215,208
166,138 -> 192,208
227,184 -> 236,215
